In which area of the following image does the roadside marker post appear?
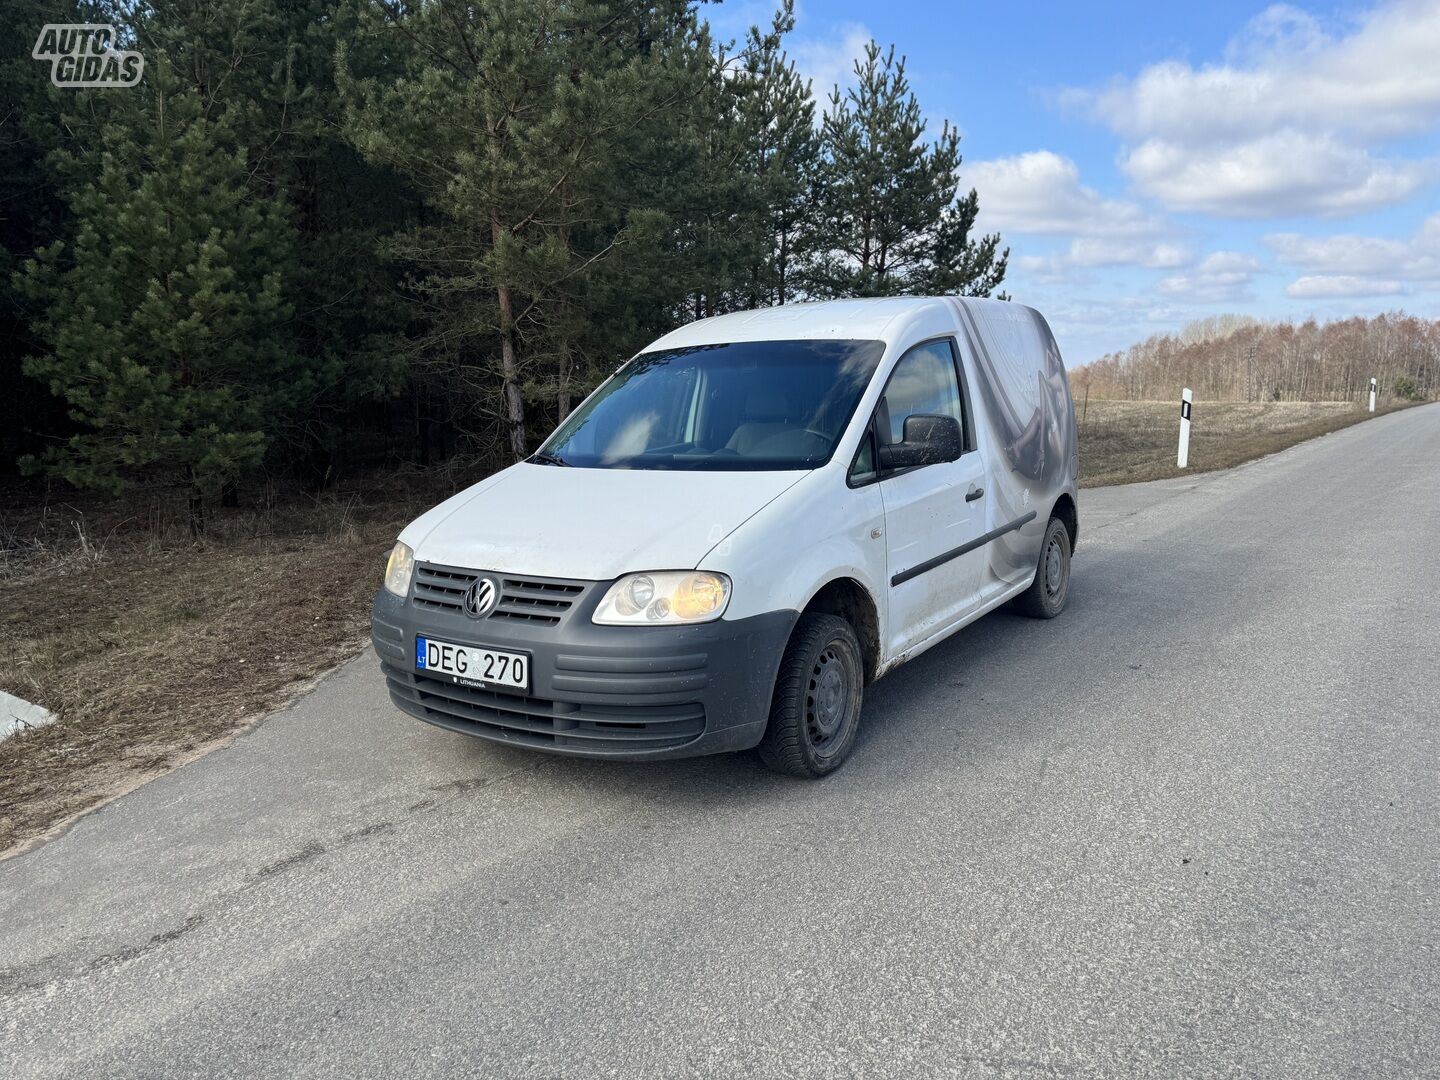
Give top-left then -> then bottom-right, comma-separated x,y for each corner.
1177,388 -> 1192,468
1369,377 -> 1377,413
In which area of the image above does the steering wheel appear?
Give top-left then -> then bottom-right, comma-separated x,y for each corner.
802,428 -> 835,447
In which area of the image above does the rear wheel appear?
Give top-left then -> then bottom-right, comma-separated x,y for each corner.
1014,515 -> 1072,619
759,613 -> 864,778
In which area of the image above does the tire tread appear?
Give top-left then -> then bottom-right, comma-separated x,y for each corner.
758,613 -> 861,777
1014,515 -> 1071,619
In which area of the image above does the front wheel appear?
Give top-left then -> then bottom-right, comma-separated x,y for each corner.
1014,515 -> 1072,619
758,613 -> 864,778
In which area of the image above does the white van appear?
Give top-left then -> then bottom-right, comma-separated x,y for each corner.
373,297 -> 1079,776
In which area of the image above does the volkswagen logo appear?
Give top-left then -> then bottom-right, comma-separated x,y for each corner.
464,576 -> 499,619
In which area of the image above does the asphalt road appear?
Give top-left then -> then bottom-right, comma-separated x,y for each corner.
3,404 -> 1438,1079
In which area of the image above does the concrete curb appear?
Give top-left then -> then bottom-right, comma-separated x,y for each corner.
1,690 -> 58,741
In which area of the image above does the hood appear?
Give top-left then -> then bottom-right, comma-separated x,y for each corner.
401,462 -> 806,581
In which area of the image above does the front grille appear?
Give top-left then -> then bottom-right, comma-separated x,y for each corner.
412,563 -> 587,626
384,666 -> 705,752
411,565 -> 474,612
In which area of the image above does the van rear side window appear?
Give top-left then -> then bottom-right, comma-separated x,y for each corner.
540,340 -> 885,471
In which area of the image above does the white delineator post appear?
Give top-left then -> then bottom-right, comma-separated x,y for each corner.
1369,377 -> 1377,413
1177,388 -> 1192,468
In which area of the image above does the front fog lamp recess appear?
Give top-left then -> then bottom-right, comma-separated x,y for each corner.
594,571 -> 731,625
383,541 -> 415,597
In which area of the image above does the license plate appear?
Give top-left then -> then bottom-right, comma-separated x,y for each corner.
415,636 -> 529,692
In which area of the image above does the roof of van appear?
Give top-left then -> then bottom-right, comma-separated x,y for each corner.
642,296 -> 1029,352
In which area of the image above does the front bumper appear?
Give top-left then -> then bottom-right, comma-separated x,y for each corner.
371,576 -> 796,761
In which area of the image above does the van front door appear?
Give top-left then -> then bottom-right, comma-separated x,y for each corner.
875,339 -> 987,657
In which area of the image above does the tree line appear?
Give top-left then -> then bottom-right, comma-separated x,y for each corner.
1072,313 -> 1440,405
1,0 -> 1007,528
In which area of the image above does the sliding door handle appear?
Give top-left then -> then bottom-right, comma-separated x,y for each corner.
965,485 -> 985,503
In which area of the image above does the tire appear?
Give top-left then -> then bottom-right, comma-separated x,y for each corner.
1014,515 -> 1072,619
758,613 -> 865,778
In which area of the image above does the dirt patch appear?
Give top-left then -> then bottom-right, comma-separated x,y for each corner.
0,533 -> 390,853
0,468 -> 484,857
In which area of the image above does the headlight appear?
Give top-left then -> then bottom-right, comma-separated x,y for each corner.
593,571 -> 731,625
383,541 -> 415,597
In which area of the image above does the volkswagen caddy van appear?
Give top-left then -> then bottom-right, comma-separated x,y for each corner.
372,297 -> 1078,776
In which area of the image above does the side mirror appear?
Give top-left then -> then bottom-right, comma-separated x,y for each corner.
877,414 -> 964,471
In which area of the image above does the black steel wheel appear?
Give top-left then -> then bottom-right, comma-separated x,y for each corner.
1015,515 -> 1072,619
759,613 -> 864,777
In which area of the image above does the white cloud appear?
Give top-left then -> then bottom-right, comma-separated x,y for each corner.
1017,240 -> 1192,285
1120,131 -> 1430,218
1284,274 -> 1410,297
1158,251 -> 1264,302
1013,255 -> 1083,286
970,151 -> 1191,277
1070,0 -> 1440,217
1223,4 -> 1332,66
1084,3 -> 1440,143
791,23 -> 873,101
1199,251 -> 1265,273
1265,232 -> 1409,274
969,151 -> 1167,238
1265,212 -> 1440,278
1067,238 -> 1192,268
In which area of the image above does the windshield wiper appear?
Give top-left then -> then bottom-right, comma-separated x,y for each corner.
528,450 -> 571,467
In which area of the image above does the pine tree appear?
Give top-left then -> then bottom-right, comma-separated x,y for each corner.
17,62 -> 305,532
1,0 -> 86,471
339,0 -> 718,460
808,41 -> 1006,298
134,0 -> 413,476
671,29 -> 756,321
734,3 -> 820,307
641,4 -> 819,320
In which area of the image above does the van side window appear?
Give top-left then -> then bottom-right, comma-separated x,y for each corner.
880,341 -> 964,444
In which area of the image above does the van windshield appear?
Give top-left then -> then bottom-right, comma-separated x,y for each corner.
537,339 -> 885,471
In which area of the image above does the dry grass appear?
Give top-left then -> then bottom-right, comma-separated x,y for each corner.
1077,399 -> 1415,487
0,468 -> 486,856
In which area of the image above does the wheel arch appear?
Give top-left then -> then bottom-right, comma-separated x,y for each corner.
1051,492 -> 1078,551
800,576 -> 881,684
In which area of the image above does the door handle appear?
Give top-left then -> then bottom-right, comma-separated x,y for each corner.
965,485 -> 985,503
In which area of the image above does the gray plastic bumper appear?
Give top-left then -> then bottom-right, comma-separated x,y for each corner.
371,580 -> 797,761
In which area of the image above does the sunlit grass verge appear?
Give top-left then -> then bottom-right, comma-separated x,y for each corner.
1078,399 -> 1419,488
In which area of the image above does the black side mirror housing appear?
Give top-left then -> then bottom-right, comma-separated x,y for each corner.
877,413 -> 964,471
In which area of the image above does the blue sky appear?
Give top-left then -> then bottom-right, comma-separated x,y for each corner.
711,0 -> 1440,363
